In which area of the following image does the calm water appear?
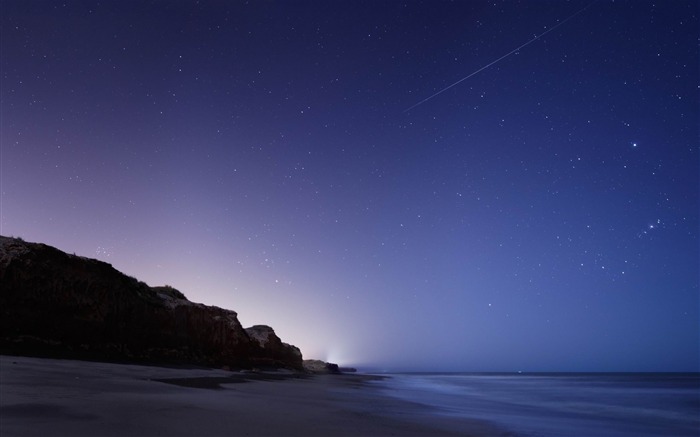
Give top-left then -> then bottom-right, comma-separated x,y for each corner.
370,373 -> 700,437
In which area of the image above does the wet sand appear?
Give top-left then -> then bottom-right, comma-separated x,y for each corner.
0,355 -> 506,436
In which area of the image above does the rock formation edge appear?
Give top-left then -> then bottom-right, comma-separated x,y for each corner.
0,235 -> 303,370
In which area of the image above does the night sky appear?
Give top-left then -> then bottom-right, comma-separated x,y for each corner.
2,1 -> 698,372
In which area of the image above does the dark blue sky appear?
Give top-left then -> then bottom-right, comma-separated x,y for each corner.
2,1 -> 698,371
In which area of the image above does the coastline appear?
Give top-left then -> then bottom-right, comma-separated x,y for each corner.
0,355 -> 507,437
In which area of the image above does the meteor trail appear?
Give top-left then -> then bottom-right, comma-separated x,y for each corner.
403,1 -> 596,113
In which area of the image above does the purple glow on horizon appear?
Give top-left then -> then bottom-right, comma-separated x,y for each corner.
1,1 -> 697,371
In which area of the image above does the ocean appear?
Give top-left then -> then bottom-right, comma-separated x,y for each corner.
368,372 -> 700,437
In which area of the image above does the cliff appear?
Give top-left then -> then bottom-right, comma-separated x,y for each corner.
0,236 -> 303,370
245,325 -> 302,369
303,359 -> 357,374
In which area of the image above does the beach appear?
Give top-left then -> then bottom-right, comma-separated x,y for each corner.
0,355 -> 505,437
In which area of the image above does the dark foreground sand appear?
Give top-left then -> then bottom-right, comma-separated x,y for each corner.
0,355 -> 506,437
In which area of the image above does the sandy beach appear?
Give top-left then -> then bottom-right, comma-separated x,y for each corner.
0,355 -> 506,437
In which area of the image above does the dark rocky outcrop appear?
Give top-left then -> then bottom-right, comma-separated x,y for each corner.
0,236 -> 303,370
303,359 -> 359,374
245,325 -> 302,370
303,359 -> 358,374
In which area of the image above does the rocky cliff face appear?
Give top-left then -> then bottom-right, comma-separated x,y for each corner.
302,359 -> 357,374
245,325 -> 302,369
0,236 -> 303,370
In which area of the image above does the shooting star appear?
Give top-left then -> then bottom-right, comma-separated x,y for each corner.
404,1 -> 597,113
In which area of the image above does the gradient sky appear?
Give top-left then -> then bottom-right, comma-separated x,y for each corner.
1,1 -> 698,372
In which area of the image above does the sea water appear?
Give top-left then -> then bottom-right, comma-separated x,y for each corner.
370,373 -> 700,437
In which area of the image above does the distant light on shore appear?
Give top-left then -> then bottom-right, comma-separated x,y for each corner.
324,349 -> 346,365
